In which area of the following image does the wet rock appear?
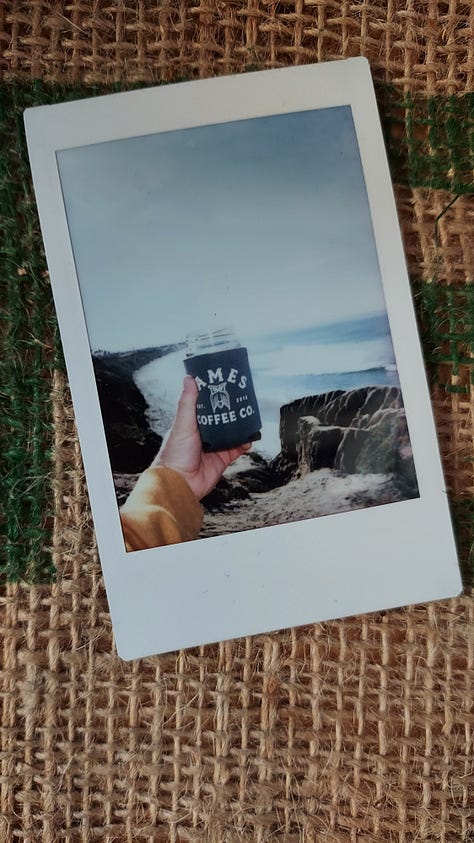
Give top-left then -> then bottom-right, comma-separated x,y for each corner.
202,452 -> 285,510
277,387 -> 418,499
201,476 -> 251,510
94,368 -> 162,474
296,417 -> 344,474
279,387 -> 402,459
92,345 -> 182,474
335,409 -> 406,474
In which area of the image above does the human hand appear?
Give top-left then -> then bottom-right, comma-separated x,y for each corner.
152,376 -> 251,500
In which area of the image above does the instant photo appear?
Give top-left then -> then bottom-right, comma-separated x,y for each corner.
56,105 -> 419,545
25,60 -> 461,658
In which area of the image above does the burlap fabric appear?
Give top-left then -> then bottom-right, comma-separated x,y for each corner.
1,3 -> 473,841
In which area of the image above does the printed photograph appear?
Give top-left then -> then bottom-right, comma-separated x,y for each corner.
57,105 -> 419,552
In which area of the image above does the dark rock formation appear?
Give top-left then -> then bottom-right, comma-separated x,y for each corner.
113,472 -> 140,507
276,386 -> 418,499
296,417 -> 344,474
279,386 -> 402,458
94,365 -> 162,474
335,408 -> 405,474
92,344 -> 183,474
202,452 -> 283,510
207,386 -> 418,511
201,476 -> 250,510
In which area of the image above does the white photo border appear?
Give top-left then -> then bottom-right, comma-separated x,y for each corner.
25,59 -> 461,659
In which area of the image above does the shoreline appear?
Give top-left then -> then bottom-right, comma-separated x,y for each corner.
113,465 -> 406,539
198,467 -> 402,538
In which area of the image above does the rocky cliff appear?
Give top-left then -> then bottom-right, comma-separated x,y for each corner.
93,344 -> 183,474
273,386 -> 418,498
203,386 -> 418,510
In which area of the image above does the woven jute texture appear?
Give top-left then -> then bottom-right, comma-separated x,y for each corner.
1,3 -> 473,841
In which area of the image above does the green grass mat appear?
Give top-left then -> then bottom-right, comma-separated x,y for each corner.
1,81 -> 473,584
414,281 -> 474,390
378,86 -> 474,195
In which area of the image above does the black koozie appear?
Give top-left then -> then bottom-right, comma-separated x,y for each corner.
184,347 -> 262,452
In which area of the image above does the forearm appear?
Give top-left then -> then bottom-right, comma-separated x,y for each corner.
120,466 -> 203,551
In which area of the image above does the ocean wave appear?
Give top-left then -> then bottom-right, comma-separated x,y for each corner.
252,341 -> 395,378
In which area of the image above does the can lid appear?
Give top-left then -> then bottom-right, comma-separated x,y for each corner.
185,328 -> 240,357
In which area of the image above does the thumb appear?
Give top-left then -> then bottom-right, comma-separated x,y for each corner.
171,375 -> 199,438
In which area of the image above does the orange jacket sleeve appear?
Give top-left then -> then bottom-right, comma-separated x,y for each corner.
119,466 -> 203,552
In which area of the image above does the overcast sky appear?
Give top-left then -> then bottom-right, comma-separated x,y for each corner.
57,106 -> 387,352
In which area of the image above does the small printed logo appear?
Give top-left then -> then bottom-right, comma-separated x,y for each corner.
209,382 -> 231,413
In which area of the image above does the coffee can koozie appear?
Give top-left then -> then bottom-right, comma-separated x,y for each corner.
184,329 -> 262,452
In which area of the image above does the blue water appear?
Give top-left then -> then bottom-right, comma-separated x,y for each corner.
245,312 -> 399,456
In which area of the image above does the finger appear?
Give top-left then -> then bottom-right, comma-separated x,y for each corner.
182,374 -> 198,398
171,376 -> 199,438
224,442 -> 252,463
235,442 -> 252,455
